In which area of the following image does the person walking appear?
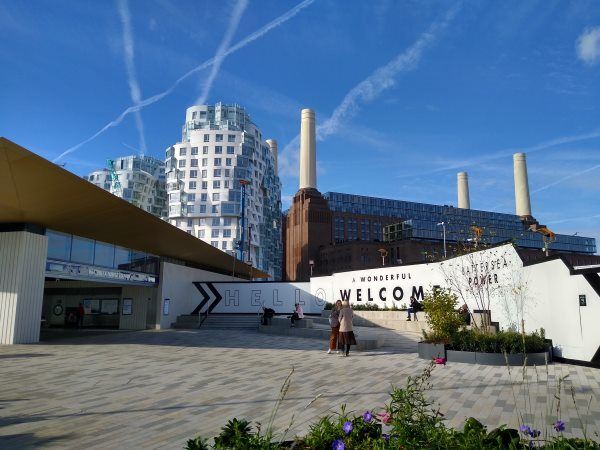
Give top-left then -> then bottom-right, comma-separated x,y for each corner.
337,300 -> 357,357
327,300 -> 342,354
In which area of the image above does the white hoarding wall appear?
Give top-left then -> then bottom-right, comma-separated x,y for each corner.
193,282 -> 321,315
311,244 -> 600,362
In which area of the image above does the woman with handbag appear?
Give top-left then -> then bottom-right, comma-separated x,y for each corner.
327,300 -> 343,354
337,300 -> 357,357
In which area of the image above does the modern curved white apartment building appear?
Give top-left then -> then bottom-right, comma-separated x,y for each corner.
165,103 -> 282,279
86,155 -> 167,218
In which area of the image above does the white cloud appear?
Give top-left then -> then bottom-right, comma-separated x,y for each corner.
576,26 -> 600,66
195,0 -> 248,106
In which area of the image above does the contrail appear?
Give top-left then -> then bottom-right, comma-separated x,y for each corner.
54,0 -> 316,162
531,163 -> 600,195
279,3 -> 461,175
196,0 -> 248,106
117,0 -> 147,156
414,129 -> 600,178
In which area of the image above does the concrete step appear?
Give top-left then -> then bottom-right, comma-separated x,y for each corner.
172,314 -> 259,329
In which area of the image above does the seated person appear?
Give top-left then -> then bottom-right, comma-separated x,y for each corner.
290,303 -> 304,327
406,296 -> 422,321
261,307 -> 275,325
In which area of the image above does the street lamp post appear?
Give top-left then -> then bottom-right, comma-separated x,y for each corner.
309,259 -> 314,277
437,222 -> 447,259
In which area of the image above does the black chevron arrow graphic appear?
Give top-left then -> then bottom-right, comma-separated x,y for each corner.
191,282 -> 211,315
206,282 -> 223,313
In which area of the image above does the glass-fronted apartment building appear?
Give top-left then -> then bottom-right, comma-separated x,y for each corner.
165,103 -> 282,279
324,192 -> 596,255
85,155 -> 167,218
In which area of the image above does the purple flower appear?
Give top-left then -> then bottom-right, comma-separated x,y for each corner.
363,411 -> 373,423
554,420 -> 565,432
530,429 -> 541,438
332,439 -> 345,450
342,421 -> 353,435
382,433 -> 390,442
520,425 -> 532,435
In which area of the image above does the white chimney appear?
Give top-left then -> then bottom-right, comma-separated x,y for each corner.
513,152 -> 532,217
457,172 -> 470,209
299,108 -> 316,189
266,139 -> 278,175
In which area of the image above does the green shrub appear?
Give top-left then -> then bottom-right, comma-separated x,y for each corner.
448,329 -> 546,354
422,288 -> 464,343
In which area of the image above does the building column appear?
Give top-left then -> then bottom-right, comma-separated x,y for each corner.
0,227 -> 48,344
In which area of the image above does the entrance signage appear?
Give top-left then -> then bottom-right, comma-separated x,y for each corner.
190,282 -> 321,315
46,259 -> 157,285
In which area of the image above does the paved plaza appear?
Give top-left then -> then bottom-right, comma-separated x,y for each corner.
1,327 -> 600,449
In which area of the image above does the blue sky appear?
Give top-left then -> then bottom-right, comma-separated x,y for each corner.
1,0 -> 600,250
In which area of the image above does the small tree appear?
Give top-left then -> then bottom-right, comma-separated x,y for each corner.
422,288 -> 464,343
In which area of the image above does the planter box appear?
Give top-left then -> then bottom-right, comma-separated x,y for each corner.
446,349 -> 476,364
442,349 -> 552,366
418,342 -> 446,360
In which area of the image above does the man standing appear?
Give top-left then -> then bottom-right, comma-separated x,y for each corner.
77,303 -> 85,328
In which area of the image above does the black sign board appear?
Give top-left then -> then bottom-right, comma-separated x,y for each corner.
579,295 -> 587,307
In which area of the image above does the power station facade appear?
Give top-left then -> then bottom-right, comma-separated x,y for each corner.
283,109 -> 598,281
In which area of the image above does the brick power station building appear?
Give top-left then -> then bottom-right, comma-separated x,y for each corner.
283,111 -> 598,282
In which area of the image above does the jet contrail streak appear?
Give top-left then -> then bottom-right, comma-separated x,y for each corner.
196,0 -> 248,105
53,0 -> 316,162
117,0 -> 147,155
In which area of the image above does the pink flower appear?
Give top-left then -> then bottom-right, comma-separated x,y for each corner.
434,357 -> 446,365
376,412 -> 391,424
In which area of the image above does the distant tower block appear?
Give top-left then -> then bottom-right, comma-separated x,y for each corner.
266,139 -> 278,174
457,172 -> 470,209
299,108 -> 316,189
513,152 -> 532,217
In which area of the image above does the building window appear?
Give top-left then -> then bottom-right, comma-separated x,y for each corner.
201,170 -> 207,178
190,159 -> 198,167
187,218 -> 193,227
178,160 -> 186,168
223,229 -> 232,238
221,241 -> 228,250
187,205 -> 195,213
212,218 -> 220,226
190,170 -> 198,178
202,158 -> 208,167
227,146 -> 235,154
225,158 -> 232,166
214,169 -> 221,177
191,147 -> 198,155
211,229 -> 219,238
224,169 -> 230,177
213,180 -> 221,188
212,193 -> 220,201
224,180 -> 230,188
187,193 -> 196,201
200,193 -> 208,201
192,111 -> 197,119
216,134 -> 223,142
198,229 -> 205,238
199,205 -> 206,213
180,147 -> 187,156
215,146 -> 223,154
211,205 -> 218,213
201,181 -> 208,189
203,146 -> 209,154
211,241 -> 218,247
188,181 -> 196,190
214,158 -> 221,166
228,134 -> 236,142
203,134 -> 210,142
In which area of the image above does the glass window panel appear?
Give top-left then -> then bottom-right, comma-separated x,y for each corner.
70,236 -> 95,264
114,246 -> 131,268
94,241 -> 115,267
47,230 -> 72,261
